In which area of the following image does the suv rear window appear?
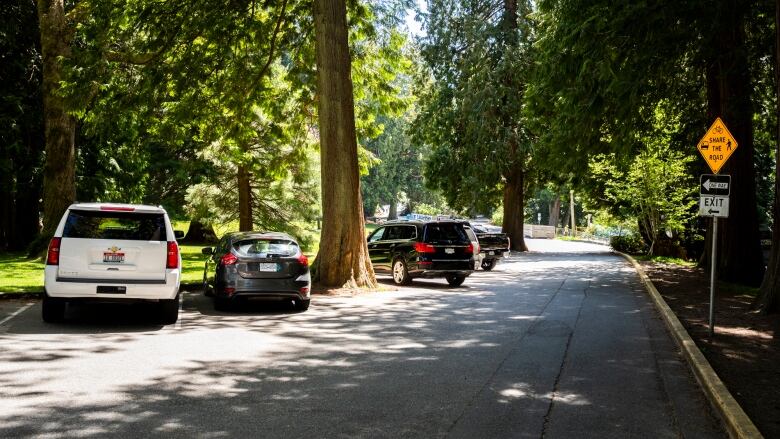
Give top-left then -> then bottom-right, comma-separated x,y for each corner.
232,238 -> 298,257
63,210 -> 167,241
424,223 -> 470,245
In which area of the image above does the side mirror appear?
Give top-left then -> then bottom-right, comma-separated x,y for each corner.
201,247 -> 214,255
174,230 -> 185,239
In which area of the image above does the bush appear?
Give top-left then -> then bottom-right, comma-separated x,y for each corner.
609,234 -> 647,254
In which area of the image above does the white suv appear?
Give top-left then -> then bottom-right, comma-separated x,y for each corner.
43,203 -> 183,324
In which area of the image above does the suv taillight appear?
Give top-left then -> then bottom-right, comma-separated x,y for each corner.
414,242 -> 436,253
221,253 -> 238,265
46,237 -> 61,265
166,241 -> 179,269
465,243 -> 475,254
297,254 -> 309,266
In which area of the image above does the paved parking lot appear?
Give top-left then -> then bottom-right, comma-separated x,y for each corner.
0,240 -> 725,438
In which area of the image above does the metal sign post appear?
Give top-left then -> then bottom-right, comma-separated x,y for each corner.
709,217 -> 717,337
697,118 -> 736,338
699,174 -> 730,337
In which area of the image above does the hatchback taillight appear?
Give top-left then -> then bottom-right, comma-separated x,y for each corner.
297,254 -> 309,266
414,242 -> 436,253
166,241 -> 179,269
46,237 -> 61,265
221,253 -> 238,265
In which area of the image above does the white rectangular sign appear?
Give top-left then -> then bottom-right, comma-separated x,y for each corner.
699,195 -> 729,218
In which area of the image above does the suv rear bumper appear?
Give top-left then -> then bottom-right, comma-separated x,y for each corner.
412,269 -> 472,279
44,266 -> 180,300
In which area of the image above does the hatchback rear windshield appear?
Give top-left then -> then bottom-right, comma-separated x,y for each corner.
232,239 -> 299,257
423,223 -> 469,244
63,210 -> 167,241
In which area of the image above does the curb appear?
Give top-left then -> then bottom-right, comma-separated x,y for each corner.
617,252 -> 763,439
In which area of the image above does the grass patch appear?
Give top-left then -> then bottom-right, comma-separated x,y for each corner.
719,281 -> 760,298
0,252 -> 44,293
633,255 -> 696,267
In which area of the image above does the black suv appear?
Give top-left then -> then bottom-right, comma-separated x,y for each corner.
367,220 -> 476,286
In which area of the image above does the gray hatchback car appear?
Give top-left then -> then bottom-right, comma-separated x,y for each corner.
202,232 -> 311,311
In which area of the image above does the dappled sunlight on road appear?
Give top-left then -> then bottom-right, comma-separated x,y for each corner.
0,239 -> 724,438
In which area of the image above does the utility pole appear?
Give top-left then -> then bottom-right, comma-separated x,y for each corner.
570,190 -> 576,237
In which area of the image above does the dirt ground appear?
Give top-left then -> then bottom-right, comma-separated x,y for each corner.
639,261 -> 780,438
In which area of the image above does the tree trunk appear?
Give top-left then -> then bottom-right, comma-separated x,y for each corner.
37,0 -> 76,238
388,199 -> 398,220
753,0 -> 780,312
312,0 -> 376,288
181,220 -> 218,244
502,167 -> 528,251
548,194 -> 561,227
702,0 -> 764,286
237,164 -> 253,231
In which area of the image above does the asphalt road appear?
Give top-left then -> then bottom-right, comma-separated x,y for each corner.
0,239 -> 725,438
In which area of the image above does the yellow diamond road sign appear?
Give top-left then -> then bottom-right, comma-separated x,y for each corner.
697,117 -> 737,174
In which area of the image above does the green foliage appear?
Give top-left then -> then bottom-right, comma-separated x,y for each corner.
609,234 -> 647,255
413,0 -> 534,215
0,0 -> 44,250
588,126 -> 698,250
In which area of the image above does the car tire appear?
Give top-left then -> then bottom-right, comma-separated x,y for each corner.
42,296 -> 66,323
203,273 -> 213,297
392,259 -> 412,286
159,295 -> 179,325
481,259 -> 497,271
294,299 -> 310,312
446,274 -> 466,287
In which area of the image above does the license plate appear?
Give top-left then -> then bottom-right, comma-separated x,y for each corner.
97,286 -> 126,294
488,251 -> 494,255
445,248 -> 455,254
103,252 -> 125,263
256,263 -> 278,272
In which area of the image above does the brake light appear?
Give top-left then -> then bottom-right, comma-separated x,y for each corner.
221,253 -> 238,265
100,205 -> 135,211
46,237 -> 61,265
414,242 -> 436,253
297,253 -> 309,266
465,243 -> 474,254
166,241 -> 179,269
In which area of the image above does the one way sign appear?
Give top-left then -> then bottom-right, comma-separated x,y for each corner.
700,174 -> 730,196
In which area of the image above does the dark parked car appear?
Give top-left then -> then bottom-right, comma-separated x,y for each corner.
470,222 -> 510,271
367,220 -> 475,286
202,232 -> 311,311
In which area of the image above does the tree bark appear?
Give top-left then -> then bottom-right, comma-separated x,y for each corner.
753,0 -> 780,312
702,0 -> 764,286
548,194 -> 561,227
181,219 -> 218,244
237,163 -> 253,231
37,0 -> 76,238
388,199 -> 398,220
312,0 -> 376,288
502,167 -> 528,251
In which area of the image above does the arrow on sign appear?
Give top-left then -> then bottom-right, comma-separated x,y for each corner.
702,179 -> 729,191
708,209 -> 720,214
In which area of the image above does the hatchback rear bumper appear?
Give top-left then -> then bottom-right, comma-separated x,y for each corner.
44,266 -> 180,300
216,276 -> 311,301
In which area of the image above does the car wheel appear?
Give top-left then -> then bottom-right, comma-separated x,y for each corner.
203,273 -> 213,297
446,274 -> 466,287
481,259 -> 497,271
294,299 -> 310,312
41,296 -> 66,323
159,295 -> 179,325
392,259 -> 412,285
